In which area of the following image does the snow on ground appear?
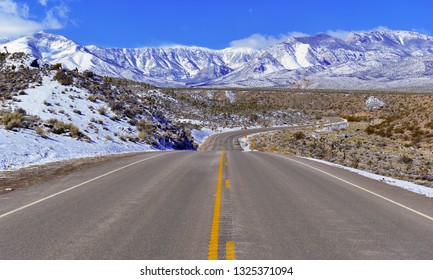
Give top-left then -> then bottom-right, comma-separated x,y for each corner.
238,136 -> 251,152
304,158 -> 433,198
176,119 -> 204,125
191,128 -> 215,144
0,128 -> 152,171
0,75 -> 156,171
225,91 -> 236,102
316,119 -> 348,132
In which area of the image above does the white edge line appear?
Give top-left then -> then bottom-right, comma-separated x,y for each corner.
270,153 -> 433,223
0,152 -> 170,220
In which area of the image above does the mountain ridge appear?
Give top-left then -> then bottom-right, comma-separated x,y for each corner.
2,29 -> 433,91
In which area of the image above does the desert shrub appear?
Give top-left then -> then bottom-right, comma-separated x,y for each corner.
88,95 -> 98,102
398,155 -> 413,165
73,109 -> 82,115
83,70 -> 94,78
424,120 -> 433,129
137,119 -> 151,131
293,131 -> 306,140
365,125 -> 375,135
97,106 -> 107,115
69,125 -> 80,138
50,63 -> 62,70
1,110 -> 24,130
109,101 -> 124,112
35,126 -> 48,138
49,119 -> 83,139
342,114 -> 372,122
248,114 -> 259,122
53,70 -> 73,86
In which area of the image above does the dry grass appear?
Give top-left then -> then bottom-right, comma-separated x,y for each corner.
247,91 -> 433,188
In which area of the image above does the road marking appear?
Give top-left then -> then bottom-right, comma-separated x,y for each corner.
226,241 -> 236,260
273,154 -> 433,223
208,149 -> 225,260
225,179 -> 230,189
224,162 -> 229,167
0,153 -> 171,220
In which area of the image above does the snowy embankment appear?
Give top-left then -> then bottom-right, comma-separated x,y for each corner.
0,129 -> 152,171
1,76 -> 156,171
238,127 -> 433,198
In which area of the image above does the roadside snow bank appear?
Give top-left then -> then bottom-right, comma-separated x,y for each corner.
304,157 -> 433,198
238,136 -> 251,152
0,129 -> 153,171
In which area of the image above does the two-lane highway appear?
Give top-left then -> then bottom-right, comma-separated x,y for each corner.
1,127 -> 433,259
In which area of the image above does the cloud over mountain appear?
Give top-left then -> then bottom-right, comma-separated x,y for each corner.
0,0 -> 69,38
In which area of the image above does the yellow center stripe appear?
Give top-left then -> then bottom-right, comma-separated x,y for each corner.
208,149 -> 225,260
226,241 -> 236,260
225,179 -> 230,189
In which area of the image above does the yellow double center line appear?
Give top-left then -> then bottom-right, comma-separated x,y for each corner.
207,149 -> 225,260
208,149 -> 235,260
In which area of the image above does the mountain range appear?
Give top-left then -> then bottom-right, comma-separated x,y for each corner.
2,29 -> 433,91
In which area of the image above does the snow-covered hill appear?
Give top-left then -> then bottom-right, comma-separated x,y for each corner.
0,56 -> 199,170
2,29 -> 433,90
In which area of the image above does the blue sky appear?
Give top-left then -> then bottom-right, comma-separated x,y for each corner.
1,0 -> 432,49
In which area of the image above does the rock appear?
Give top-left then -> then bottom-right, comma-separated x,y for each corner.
366,96 -> 386,110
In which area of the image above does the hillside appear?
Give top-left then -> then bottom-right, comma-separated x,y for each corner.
0,52 -> 303,170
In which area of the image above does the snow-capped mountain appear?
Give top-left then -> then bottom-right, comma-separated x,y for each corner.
2,29 -> 433,90
208,30 -> 433,89
0,32 -> 256,86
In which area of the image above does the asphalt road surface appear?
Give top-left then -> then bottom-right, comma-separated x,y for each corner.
1,127 -> 433,259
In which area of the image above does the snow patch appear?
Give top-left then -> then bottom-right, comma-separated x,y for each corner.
238,136 -> 251,152
176,119 -> 203,125
225,91 -> 236,103
316,120 -> 348,132
294,43 -> 312,67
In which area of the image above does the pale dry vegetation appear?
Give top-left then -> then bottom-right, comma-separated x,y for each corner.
250,92 -> 433,188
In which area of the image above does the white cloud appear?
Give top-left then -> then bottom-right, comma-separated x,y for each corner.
229,31 -> 308,50
325,29 -> 353,40
229,27 -> 405,50
38,0 -> 48,6
0,0 -> 68,39
325,26 -> 391,40
411,28 -> 431,36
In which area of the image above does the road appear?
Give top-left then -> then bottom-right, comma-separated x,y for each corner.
1,127 -> 433,259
